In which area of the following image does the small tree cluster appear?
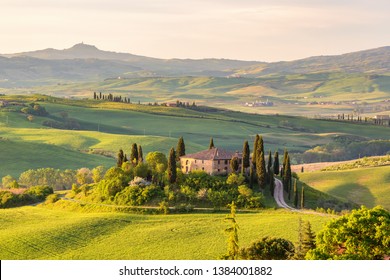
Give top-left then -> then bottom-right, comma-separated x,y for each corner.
93,91 -> 131,103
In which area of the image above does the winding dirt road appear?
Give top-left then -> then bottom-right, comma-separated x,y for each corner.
273,178 -> 297,211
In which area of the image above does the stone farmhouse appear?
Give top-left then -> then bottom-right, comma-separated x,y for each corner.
180,147 -> 243,175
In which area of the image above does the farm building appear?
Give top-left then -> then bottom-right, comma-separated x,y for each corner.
180,147 -> 243,175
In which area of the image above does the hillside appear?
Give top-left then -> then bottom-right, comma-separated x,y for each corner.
1,95 -> 390,177
300,165 -> 390,210
1,43 -> 389,87
0,206 -> 333,259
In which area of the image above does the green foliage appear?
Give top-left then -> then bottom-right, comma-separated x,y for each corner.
133,162 -> 151,178
45,193 -> 60,204
176,137 -> 185,161
158,200 -> 170,214
273,151 -> 280,175
167,148 -> 177,184
220,202 -> 239,260
25,185 -> 54,200
294,219 -> 316,260
114,185 -> 162,206
256,151 -> 266,191
307,206 -> 390,260
2,175 -> 17,188
146,152 -> 168,174
130,143 -> 139,165
18,168 -> 77,190
226,173 -> 245,186
241,140 -> 250,174
239,237 -> 295,260
91,166 -> 105,183
117,149 -> 125,167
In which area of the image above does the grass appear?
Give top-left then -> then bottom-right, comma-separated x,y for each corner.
0,205 -> 333,260
299,165 -> 390,210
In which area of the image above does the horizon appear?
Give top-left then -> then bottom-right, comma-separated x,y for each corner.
0,0 -> 389,62
2,42 -> 389,63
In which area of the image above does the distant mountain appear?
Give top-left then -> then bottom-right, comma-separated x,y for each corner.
0,43 -> 389,86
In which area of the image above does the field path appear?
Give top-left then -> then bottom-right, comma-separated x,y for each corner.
274,178 -> 297,211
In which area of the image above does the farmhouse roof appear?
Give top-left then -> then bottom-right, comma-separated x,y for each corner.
181,147 -> 242,160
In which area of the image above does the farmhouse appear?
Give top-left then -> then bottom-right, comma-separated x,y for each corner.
180,147 -> 243,175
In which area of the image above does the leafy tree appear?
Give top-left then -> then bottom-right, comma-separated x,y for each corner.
137,145 -> 143,163
226,173 -> 245,186
117,149 -> 125,167
230,156 -> 239,174
306,206 -> 390,260
256,152 -> 266,191
220,202 -> 239,260
209,137 -> 215,149
2,175 -> 16,189
273,151 -> 280,175
167,148 -> 177,184
91,166 -> 105,183
176,136 -> 186,161
146,151 -> 168,174
240,237 -> 295,260
241,140 -> 250,175
130,143 -> 139,165
76,168 -> 92,185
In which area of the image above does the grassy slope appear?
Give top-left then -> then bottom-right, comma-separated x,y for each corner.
299,165 -> 390,210
0,205 -> 333,260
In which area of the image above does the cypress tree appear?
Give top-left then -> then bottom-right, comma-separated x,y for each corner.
269,169 -> 275,197
209,137 -> 215,149
251,134 -> 260,169
168,147 -> 177,184
130,143 -> 138,165
283,155 -> 292,193
137,145 -> 143,163
249,165 -> 254,189
241,140 -> 250,175
230,156 -> 239,174
302,221 -> 316,253
176,136 -> 186,161
267,150 -> 272,183
124,154 -> 128,163
273,151 -> 280,175
117,149 -> 124,167
99,92 -> 102,99
282,149 -> 288,174
301,186 -> 305,209
293,179 -> 298,208
256,151 -> 266,192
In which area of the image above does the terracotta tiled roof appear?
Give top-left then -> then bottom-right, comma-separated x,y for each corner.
180,147 -> 242,160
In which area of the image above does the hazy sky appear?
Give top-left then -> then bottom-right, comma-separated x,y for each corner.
0,0 -> 389,61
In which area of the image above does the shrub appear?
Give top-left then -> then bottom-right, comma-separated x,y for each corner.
45,194 -> 60,204
25,185 -> 53,200
240,237 -> 295,260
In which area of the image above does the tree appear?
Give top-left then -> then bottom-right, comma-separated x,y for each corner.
267,150 -> 272,182
167,148 -> 177,184
27,115 -> 34,122
130,143 -> 138,165
137,145 -> 143,163
76,168 -> 92,185
230,156 -> 239,174
302,221 -> 316,254
293,179 -> 298,208
251,135 -> 260,169
220,202 -> 239,260
176,136 -> 185,161
283,155 -> 292,193
282,149 -> 288,177
92,166 -> 105,183
269,169 -> 275,197
256,151 -> 266,191
117,149 -> 125,168
209,137 -> 215,149
273,151 -> 280,175
240,237 -> 295,260
301,186 -> 305,209
241,140 -> 250,175
306,206 -> 390,260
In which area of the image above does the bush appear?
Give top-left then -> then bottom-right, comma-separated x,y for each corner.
45,193 -> 60,204
240,237 -> 295,260
159,201 -> 170,214
25,185 -> 53,200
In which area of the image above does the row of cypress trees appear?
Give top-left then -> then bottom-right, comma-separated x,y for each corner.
117,143 -> 143,167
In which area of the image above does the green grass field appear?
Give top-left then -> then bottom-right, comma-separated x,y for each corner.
0,205 -> 333,260
299,165 -> 390,210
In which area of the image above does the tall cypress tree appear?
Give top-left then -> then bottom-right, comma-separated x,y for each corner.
267,150 -> 272,183
241,140 -> 250,175
137,145 -> 143,163
130,143 -> 138,165
256,151 -> 266,192
269,169 -> 275,197
168,147 -> 177,184
301,186 -> 305,209
117,149 -> 124,167
209,137 -> 215,149
176,136 -> 186,161
251,134 -> 260,169
273,151 -> 280,175
293,179 -> 298,208
282,149 -> 288,175
283,155 -> 292,193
